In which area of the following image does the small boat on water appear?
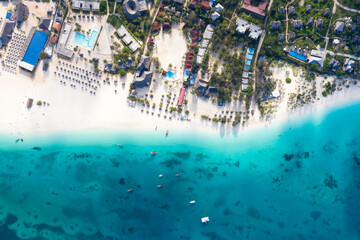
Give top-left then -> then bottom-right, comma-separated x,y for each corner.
190,200 -> 196,204
151,151 -> 157,155
127,188 -> 133,192
32,147 -> 41,151
166,130 -> 169,137
159,174 -> 163,178
117,144 -> 123,148
201,217 -> 210,224
157,184 -> 162,188
175,173 -> 181,177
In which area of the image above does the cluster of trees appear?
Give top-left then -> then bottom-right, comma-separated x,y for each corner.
99,1 -> 107,15
208,51 -> 245,103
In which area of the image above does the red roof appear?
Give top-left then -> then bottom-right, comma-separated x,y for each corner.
190,42 -> 197,48
190,28 -> 199,43
153,21 -> 159,27
160,3 -> 164,9
148,38 -> 155,46
201,0 -> 210,10
152,27 -> 159,33
53,22 -> 60,32
158,12 -> 164,18
242,0 -> 267,17
188,1 -> 197,9
258,1 -> 267,10
163,22 -> 171,31
177,86 -> 186,106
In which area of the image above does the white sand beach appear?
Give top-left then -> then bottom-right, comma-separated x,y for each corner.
1,58 -> 360,137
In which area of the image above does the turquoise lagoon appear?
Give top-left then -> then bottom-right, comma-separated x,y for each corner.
0,102 -> 360,239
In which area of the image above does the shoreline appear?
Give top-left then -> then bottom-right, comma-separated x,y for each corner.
0,65 -> 359,137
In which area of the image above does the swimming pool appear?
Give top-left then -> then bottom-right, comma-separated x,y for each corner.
166,71 -> 175,78
73,27 -> 99,50
289,50 -> 307,61
22,30 -> 48,66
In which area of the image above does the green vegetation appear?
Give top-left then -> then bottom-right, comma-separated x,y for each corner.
209,51 -> 245,103
115,4 -> 151,41
99,1 -> 107,15
285,78 -> 292,84
39,52 -> 49,60
107,15 -> 122,29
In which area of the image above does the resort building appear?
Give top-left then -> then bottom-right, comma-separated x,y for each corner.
324,8 -> 330,17
123,0 -> 147,20
289,6 -> 295,15
58,23 -> 72,46
72,0 -> 100,11
15,2 -> 28,27
214,3 -> 224,12
259,90 -> 280,102
334,22 -> 344,34
279,34 -> 285,42
0,21 -> 16,47
242,47 -> 255,91
55,23 -> 74,59
278,7 -> 285,14
248,24 -> 262,40
329,58 -> 340,70
242,0 -> 267,19
211,12 -> 220,21
270,21 -> 281,30
308,50 -> 324,68
236,18 -> 249,34
343,58 -> 354,72
316,19 -> 323,28
201,0 -> 211,10
305,4 -> 312,13
289,32 -> 295,41
177,85 -> 187,106
235,18 -> 262,40
38,18 -> 52,31
18,28 -> 48,72
133,57 -> 153,88
196,25 -> 215,64
307,17 -> 314,27
116,25 -> 141,52
292,20 -> 303,29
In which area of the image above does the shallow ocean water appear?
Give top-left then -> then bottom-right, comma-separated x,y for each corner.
0,102 -> 360,240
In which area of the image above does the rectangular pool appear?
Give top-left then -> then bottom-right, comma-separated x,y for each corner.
289,50 -> 307,61
73,27 -> 99,50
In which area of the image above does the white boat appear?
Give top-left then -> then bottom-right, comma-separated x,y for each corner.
159,174 -> 163,178
190,200 -> 196,204
201,217 -> 209,224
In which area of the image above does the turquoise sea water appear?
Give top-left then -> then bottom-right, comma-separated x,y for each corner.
0,102 -> 360,240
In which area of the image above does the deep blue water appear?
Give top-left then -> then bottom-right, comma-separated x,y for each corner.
0,102 -> 360,240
